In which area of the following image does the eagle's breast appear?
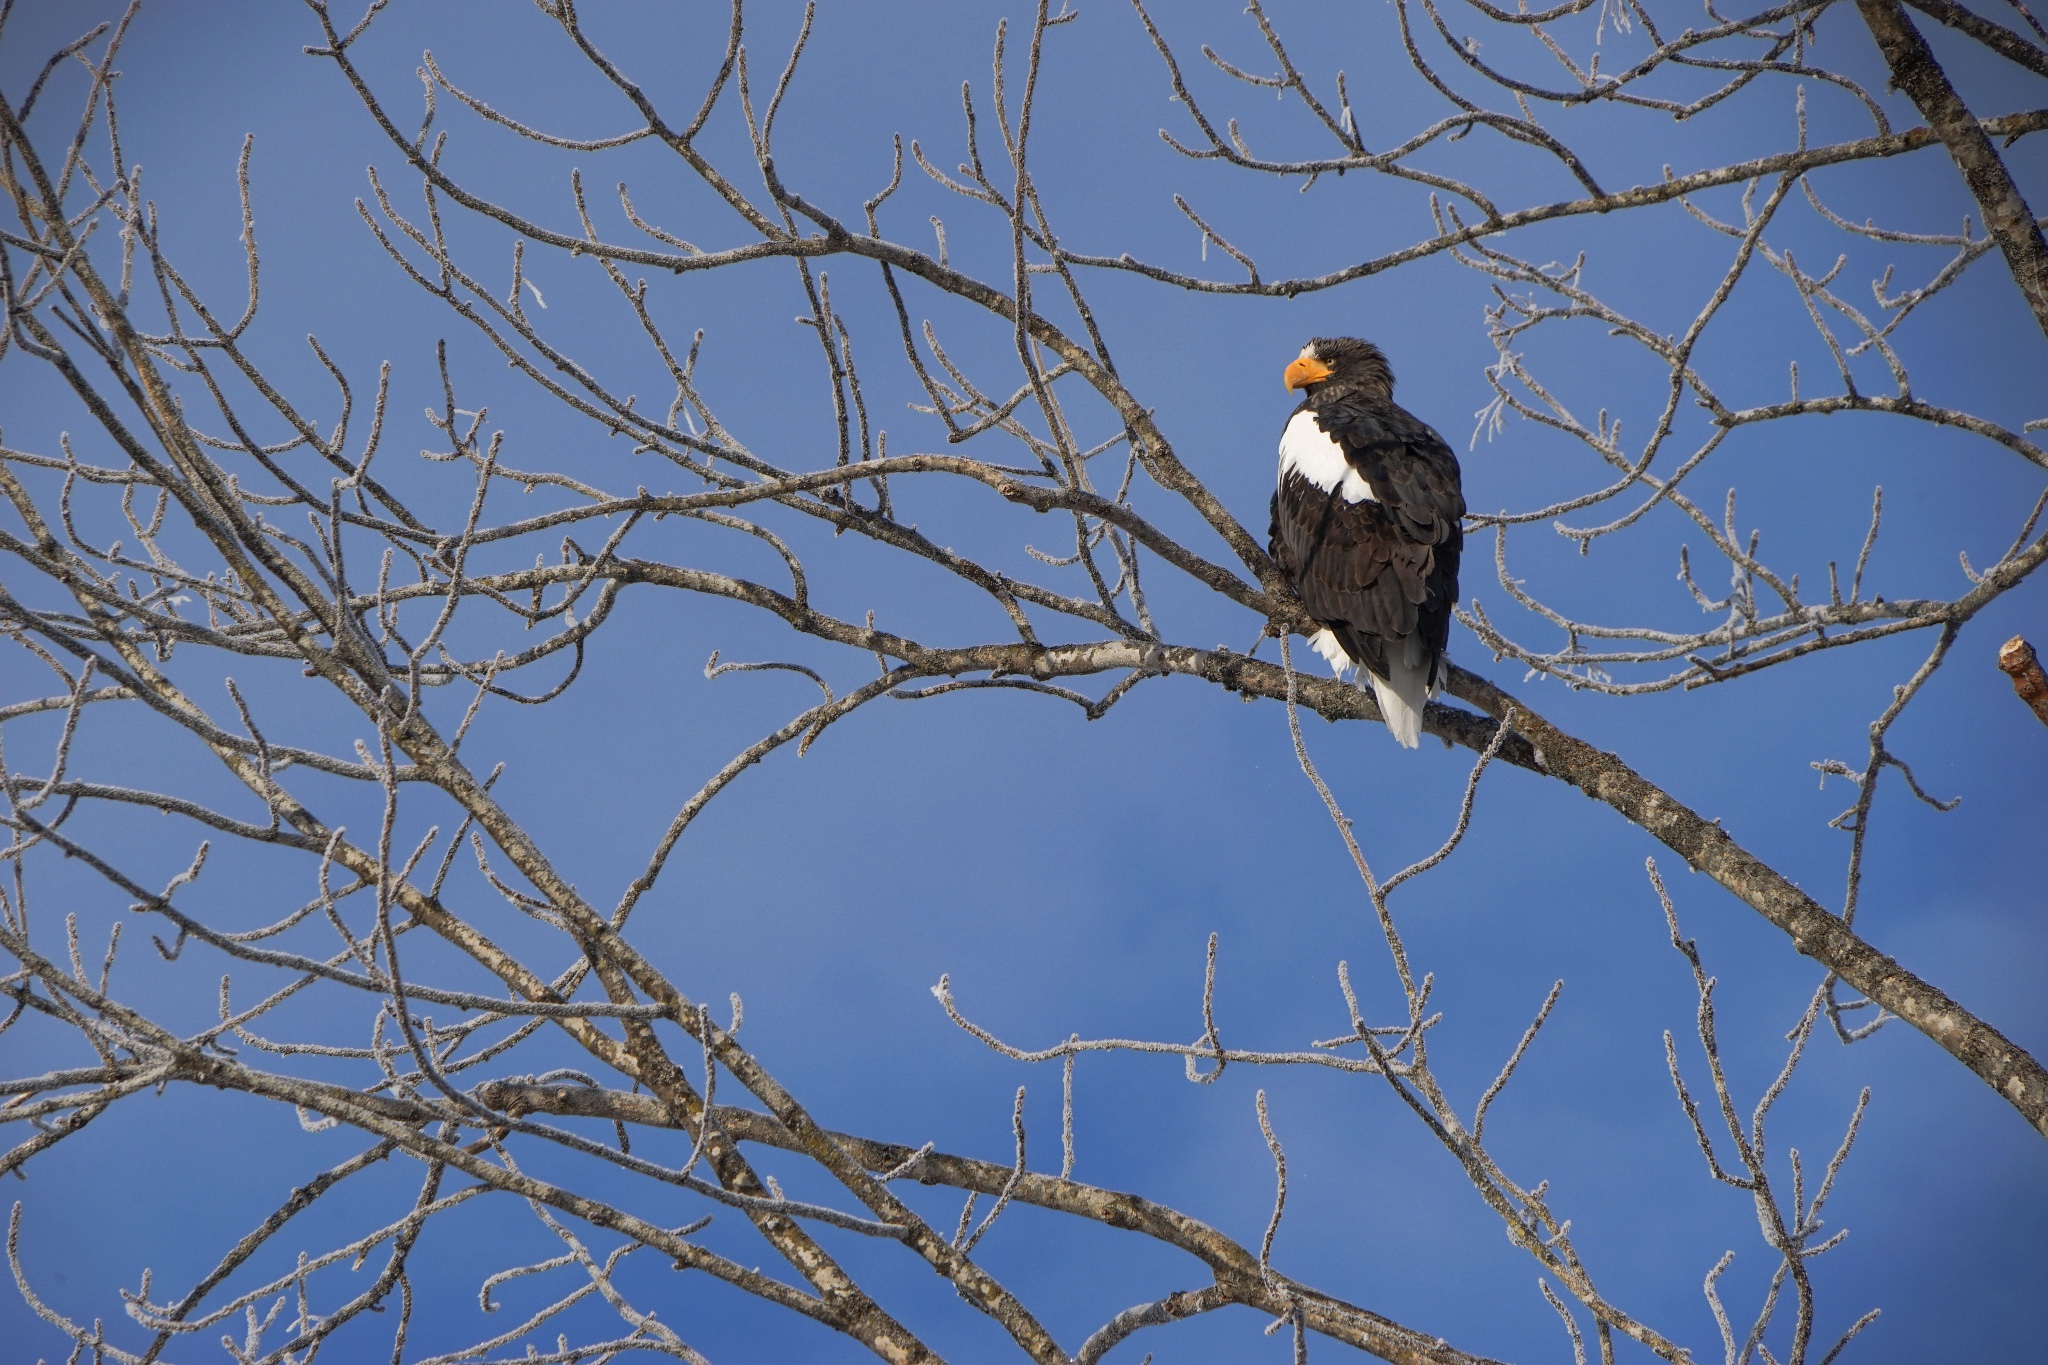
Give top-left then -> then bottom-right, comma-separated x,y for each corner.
1278,410 -> 1376,504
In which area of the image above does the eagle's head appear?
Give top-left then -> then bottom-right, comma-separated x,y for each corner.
1283,337 -> 1394,404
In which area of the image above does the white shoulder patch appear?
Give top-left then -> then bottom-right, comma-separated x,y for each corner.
1279,410 -> 1375,504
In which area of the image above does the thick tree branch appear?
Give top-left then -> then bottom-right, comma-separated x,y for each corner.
1858,0 -> 2048,338
1448,666 -> 2048,1138
474,1080 -> 1507,1365
1999,636 -> 2048,725
1902,0 -> 2048,81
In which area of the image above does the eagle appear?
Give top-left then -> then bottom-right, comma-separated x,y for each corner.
1269,337 -> 1465,748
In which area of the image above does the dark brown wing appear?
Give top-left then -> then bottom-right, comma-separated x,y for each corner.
1316,397 -> 1464,545
1267,399 -> 1463,684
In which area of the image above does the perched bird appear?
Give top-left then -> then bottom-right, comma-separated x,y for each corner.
1269,337 -> 1464,748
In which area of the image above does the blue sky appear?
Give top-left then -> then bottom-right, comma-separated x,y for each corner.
2,2 -> 2044,1362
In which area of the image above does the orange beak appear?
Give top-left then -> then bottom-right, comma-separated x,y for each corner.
1284,354 -> 1333,390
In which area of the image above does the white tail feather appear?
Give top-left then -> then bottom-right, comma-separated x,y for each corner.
1363,651 -> 1434,749
1301,628 -> 1437,749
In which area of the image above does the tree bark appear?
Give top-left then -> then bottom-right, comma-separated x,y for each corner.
473,1081 -> 1507,1365
1902,0 -> 2048,81
1857,0 -> 2048,341
1447,666 -> 2048,1139
1999,636 -> 2048,725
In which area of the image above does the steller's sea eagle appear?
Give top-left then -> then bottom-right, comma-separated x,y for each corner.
1269,337 -> 1465,748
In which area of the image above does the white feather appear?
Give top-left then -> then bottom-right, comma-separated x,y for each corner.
1363,655 -> 1431,750
1306,628 -> 1350,676
1305,629 -> 1434,748
1279,410 -> 1375,504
